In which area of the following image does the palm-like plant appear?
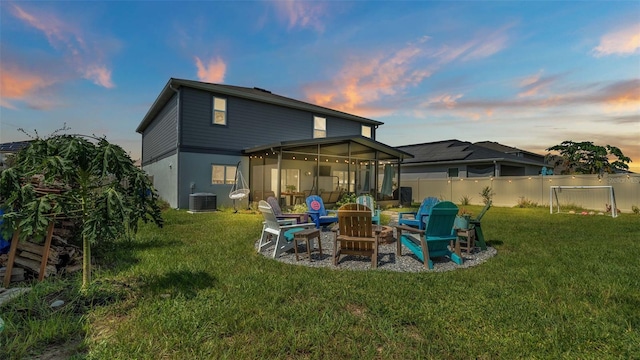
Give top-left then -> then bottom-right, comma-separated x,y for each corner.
0,134 -> 163,288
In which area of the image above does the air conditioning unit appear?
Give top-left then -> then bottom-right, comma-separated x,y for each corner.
189,193 -> 217,212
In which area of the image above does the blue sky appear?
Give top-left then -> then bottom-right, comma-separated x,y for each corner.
1,1 -> 639,172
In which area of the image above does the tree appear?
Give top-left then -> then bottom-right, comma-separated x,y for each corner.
0,134 -> 163,288
546,141 -> 632,175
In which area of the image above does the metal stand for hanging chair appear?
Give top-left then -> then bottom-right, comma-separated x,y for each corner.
229,161 -> 250,213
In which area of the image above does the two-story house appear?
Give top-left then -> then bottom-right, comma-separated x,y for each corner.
136,78 -> 412,209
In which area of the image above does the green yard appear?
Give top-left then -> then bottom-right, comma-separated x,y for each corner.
1,205 -> 638,359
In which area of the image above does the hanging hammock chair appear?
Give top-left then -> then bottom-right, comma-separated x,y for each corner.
229,162 -> 250,200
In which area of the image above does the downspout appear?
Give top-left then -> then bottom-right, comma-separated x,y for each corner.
276,148 -> 282,206
170,83 -> 180,207
397,155 -> 402,204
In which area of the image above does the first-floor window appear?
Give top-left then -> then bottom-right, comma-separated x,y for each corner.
212,164 -> 237,184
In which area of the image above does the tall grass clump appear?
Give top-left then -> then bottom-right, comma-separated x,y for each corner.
515,196 -> 539,208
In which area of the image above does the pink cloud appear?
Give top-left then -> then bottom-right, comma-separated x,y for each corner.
9,4 -> 116,89
517,71 -> 562,98
271,0 -> 327,32
423,93 -> 464,110
195,56 -> 227,83
592,23 -> 640,57
304,43 -> 431,117
431,24 -> 512,64
463,29 -> 509,61
423,78 -> 639,114
83,65 -> 114,89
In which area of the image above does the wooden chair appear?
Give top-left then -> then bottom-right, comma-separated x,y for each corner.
398,196 -> 439,230
333,203 -> 380,269
258,200 -> 316,258
395,201 -> 462,269
356,195 -> 381,225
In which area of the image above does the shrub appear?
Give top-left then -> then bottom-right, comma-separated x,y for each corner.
291,203 -> 308,214
632,205 -> 639,215
480,186 -> 495,205
336,193 -> 358,207
459,195 -> 471,206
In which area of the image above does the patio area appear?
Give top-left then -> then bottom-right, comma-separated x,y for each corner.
256,226 -> 497,272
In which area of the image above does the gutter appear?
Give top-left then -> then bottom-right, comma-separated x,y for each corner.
402,157 -> 546,167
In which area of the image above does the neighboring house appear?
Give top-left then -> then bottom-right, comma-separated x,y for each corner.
0,141 -> 32,170
397,140 -> 547,179
136,78 -> 412,209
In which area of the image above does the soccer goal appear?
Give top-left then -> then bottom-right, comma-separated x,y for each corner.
549,186 -> 618,217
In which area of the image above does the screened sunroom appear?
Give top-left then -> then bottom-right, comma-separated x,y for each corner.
244,136 -> 413,208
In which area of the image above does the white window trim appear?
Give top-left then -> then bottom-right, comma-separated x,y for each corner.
361,125 -> 372,138
213,97 -> 227,125
313,116 -> 326,138
211,164 -> 236,184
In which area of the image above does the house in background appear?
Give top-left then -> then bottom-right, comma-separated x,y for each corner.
397,139 -> 547,180
0,141 -> 32,170
136,78 -> 412,210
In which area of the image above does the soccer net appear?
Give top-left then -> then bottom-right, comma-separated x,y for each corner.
549,186 -> 618,217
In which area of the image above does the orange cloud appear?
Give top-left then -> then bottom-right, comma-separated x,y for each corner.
304,43 -> 431,117
9,4 -> 116,89
0,64 -> 57,109
592,23 -> 640,57
599,79 -> 640,111
195,56 -> 226,83
272,0 -> 327,32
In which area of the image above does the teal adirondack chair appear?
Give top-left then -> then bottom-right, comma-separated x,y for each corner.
469,200 -> 491,250
398,196 -> 439,229
395,201 -> 463,269
356,195 -> 381,225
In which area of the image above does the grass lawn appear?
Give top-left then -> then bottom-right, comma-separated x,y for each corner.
1,205 -> 639,359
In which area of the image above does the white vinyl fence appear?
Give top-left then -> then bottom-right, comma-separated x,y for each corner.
401,174 -> 640,213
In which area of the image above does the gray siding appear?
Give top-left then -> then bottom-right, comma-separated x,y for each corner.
180,87 -> 365,152
178,152 -> 248,209
142,94 -> 178,164
143,154 -> 178,208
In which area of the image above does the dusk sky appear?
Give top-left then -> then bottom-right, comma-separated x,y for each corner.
1,1 -> 639,172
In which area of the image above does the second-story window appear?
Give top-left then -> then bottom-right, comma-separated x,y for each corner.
361,125 -> 372,138
313,116 -> 326,138
213,97 -> 226,125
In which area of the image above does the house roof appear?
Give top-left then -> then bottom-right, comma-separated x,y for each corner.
397,139 -> 546,166
0,140 -> 32,153
136,78 -> 384,133
474,141 -> 544,158
244,135 -> 414,161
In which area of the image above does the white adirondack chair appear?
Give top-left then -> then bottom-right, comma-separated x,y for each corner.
258,200 -> 316,258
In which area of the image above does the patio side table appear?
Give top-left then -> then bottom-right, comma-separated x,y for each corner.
293,228 -> 322,261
